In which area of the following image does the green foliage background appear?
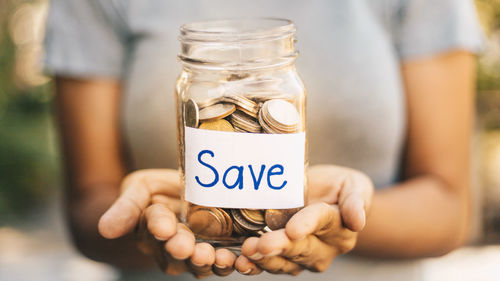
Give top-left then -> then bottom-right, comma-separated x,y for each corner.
0,0 -> 58,223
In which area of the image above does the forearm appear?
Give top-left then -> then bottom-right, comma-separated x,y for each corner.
353,175 -> 469,258
66,183 -> 155,269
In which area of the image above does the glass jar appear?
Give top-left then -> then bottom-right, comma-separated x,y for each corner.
175,18 -> 307,248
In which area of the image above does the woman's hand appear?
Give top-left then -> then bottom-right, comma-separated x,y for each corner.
235,165 -> 374,275
97,169 -> 236,278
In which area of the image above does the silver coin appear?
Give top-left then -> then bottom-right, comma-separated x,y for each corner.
264,99 -> 300,128
230,111 -> 261,133
258,108 -> 280,134
184,99 -> 199,128
230,209 -> 264,233
199,103 -> 236,122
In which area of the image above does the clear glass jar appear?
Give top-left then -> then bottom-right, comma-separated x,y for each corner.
175,18 -> 307,248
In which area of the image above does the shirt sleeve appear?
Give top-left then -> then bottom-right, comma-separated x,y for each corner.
43,0 -> 129,79
395,0 -> 485,60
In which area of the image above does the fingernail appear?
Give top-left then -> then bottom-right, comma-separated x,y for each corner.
214,264 -> 227,269
238,268 -> 252,275
264,249 -> 282,257
248,252 -> 263,261
191,260 -> 205,267
154,235 -> 167,241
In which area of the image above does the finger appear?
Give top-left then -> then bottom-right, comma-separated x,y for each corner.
152,194 -> 182,215
235,255 -> 262,276
135,211 -> 157,256
165,223 -> 196,260
188,243 -> 215,278
285,202 -> 342,241
258,229 -> 335,272
338,172 -> 373,232
213,248 -> 236,276
135,212 -> 187,275
98,169 -> 180,239
145,203 -> 177,240
242,236 -> 301,275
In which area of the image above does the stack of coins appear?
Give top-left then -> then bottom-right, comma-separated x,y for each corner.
223,95 -> 259,118
183,86 -> 302,239
229,111 -> 262,133
231,209 -> 266,235
259,99 -> 300,134
187,206 -> 233,238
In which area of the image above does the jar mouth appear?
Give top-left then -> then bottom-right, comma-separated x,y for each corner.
179,18 -> 295,43
179,18 -> 297,71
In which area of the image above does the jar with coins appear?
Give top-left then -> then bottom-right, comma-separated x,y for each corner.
175,18 -> 307,248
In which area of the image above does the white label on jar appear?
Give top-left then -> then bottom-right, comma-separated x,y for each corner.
184,127 -> 305,209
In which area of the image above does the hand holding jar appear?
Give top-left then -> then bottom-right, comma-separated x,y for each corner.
97,166 -> 373,277
236,165 -> 373,275
98,18 -> 374,278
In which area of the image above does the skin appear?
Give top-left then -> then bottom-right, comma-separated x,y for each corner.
56,50 -> 475,277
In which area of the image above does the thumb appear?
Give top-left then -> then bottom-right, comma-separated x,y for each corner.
338,172 -> 373,232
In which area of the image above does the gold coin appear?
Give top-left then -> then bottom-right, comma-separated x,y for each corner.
184,99 -> 199,128
216,208 -> 234,237
241,209 -> 265,225
264,208 -> 301,230
188,207 -> 225,237
199,119 -> 234,132
199,103 -> 236,122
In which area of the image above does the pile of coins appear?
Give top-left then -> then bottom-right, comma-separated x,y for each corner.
184,92 -> 300,135
187,206 -> 300,239
183,89 -> 303,239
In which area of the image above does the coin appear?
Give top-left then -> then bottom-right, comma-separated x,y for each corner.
258,107 -> 280,134
260,99 -> 300,133
188,207 -> 225,237
240,209 -> 265,225
233,126 -> 249,133
184,99 -> 199,128
199,103 -> 236,122
229,111 -> 261,133
199,119 -> 235,132
232,219 -> 248,235
222,94 -> 259,118
230,209 -> 265,233
265,208 -> 301,230
188,206 -> 233,238
214,208 -> 233,237
264,99 -> 299,128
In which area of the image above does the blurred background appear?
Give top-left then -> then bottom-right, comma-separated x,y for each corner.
0,0 -> 500,280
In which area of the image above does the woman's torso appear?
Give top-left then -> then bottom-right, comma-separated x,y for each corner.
122,0 -> 406,189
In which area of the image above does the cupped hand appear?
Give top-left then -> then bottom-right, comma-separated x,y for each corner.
97,169 -> 236,278
236,165 -> 374,275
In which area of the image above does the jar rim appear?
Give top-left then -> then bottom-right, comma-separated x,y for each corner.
179,18 -> 295,43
